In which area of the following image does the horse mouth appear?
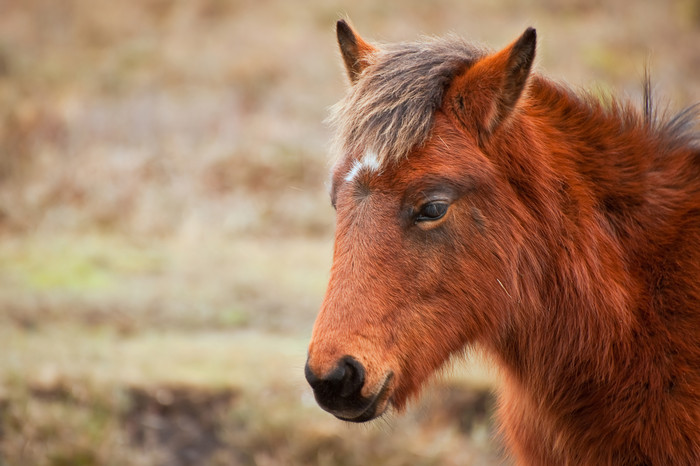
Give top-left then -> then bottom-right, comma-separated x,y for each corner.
335,372 -> 394,423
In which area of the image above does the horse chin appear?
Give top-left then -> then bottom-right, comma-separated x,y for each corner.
335,372 -> 394,423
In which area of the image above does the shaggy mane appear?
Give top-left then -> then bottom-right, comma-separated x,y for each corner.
328,36 -> 486,164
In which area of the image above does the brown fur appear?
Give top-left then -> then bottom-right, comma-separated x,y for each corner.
308,22 -> 700,465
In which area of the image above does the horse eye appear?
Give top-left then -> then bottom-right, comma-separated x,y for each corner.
416,202 -> 449,222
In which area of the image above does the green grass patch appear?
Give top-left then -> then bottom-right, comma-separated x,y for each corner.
0,234 -> 164,293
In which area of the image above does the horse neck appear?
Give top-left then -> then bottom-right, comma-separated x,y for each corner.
482,76 -> 667,385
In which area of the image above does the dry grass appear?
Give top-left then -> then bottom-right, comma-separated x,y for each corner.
0,0 -> 698,464
0,233 -> 331,333
0,323 -> 498,465
1,0 -> 698,237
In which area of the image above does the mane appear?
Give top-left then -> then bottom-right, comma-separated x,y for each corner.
643,71 -> 700,150
531,75 -> 700,155
653,102 -> 700,151
328,36 -> 487,165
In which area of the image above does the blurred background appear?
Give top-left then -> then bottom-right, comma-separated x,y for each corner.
0,0 -> 698,464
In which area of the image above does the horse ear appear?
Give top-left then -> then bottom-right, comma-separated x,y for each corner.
337,19 -> 377,84
448,28 -> 536,142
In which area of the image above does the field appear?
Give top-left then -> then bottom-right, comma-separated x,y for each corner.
0,1 -> 698,464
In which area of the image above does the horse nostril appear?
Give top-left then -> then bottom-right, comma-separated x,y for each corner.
339,356 -> 364,397
305,356 -> 365,401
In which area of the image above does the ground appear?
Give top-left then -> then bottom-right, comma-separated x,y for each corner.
0,0 -> 698,464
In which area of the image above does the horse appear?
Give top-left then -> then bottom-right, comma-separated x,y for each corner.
305,19 -> 700,465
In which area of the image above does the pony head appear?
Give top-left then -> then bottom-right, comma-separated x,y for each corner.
305,20 -> 537,421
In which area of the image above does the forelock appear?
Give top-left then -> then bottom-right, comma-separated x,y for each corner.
328,35 -> 487,167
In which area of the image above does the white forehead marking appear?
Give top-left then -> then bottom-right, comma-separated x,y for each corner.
344,150 -> 382,183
